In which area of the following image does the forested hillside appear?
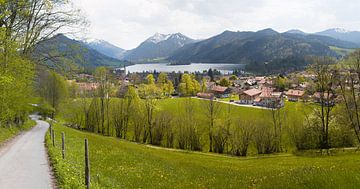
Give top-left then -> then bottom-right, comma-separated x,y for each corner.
33,34 -> 128,72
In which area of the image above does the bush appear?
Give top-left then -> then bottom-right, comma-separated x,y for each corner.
36,102 -> 55,119
254,122 -> 275,154
229,121 -> 253,156
329,123 -> 355,148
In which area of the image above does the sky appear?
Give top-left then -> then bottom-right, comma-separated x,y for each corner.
71,0 -> 360,50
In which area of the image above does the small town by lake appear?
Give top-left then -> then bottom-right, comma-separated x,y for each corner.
125,63 -> 245,74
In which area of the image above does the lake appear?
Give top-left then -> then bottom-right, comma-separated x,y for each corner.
125,63 -> 245,74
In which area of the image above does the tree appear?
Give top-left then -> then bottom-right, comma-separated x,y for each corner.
201,78 -> 207,92
213,103 -> 231,154
204,97 -> 220,152
138,83 -> 159,143
157,72 -> 174,97
0,41 -> 34,125
177,98 -> 201,151
0,0 -> 85,56
230,120 -> 253,156
95,67 -> 111,135
229,75 -> 237,80
208,68 -> 214,81
178,74 -> 200,96
112,86 -> 139,139
310,57 -> 337,149
219,78 -> 230,87
151,110 -> 172,146
338,49 -> 360,145
164,80 -> 174,96
37,70 -> 68,118
157,72 -> 167,85
0,0 -> 84,126
273,76 -> 288,91
269,105 -> 284,152
146,74 -> 155,85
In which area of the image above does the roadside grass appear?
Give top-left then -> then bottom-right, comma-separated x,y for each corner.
0,119 -> 36,145
47,122 -> 360,189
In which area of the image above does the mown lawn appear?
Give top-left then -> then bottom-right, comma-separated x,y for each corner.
0,119 -> 36,145
48,122 -> 360,189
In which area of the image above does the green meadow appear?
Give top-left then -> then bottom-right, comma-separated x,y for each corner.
47,120 -> 360,189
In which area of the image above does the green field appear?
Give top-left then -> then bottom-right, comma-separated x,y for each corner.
47,121 -> 360,188
156,98 -> 312,152
58,97 -> 315,153
0,119 -> 36,145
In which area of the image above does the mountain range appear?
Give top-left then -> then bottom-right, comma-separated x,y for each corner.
122,33 -> 195,62
83,39 -> 125,60
33,34 -> 128,72
169,28 -> 358,64
285,28 -> 360,45
34,28 -> 360,74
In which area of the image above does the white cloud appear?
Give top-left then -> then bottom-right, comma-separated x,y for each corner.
71,0 -> 360,49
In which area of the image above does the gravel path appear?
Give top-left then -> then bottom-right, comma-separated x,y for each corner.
0,115 -> 54,189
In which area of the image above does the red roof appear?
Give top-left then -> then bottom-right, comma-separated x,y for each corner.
286,89 -> 305,97
197,93 -> 214,99
211,85 -> 229,93
313,92 -> 333,99
243,88 -> 262,97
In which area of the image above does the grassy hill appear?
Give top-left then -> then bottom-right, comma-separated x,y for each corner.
47,121 -> 360,188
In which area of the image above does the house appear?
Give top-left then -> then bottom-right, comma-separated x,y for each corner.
211,86 -> 231,98
286,89 -> 305,102
256,89 -> 284,108
206,82 -> 216,91
313,92 -> 335,106
197,92 -> 215,99
238,88 -> 262,104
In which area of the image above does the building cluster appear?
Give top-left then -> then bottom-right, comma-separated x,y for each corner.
68,68 -> 340,109
196,73 -> 316,108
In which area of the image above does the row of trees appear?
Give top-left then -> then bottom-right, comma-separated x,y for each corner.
55,51 -> 360,156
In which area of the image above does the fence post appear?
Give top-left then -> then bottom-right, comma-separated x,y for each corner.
49,124 -> 52,140
61,132 -> 65,159
52,131 -> 55,147
85,139 -> 90,189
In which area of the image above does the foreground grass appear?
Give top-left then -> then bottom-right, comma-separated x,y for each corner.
48,122 -> 360,189
0,119 -> 36,145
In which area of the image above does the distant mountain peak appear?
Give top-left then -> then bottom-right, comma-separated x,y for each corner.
285,29 -> 307,35
145,32 -> 193,44
146,33 -> 171,44
84,38 -> 106,44
124,32 -> 195,61
328,28 -> 350,33
81,38 -> 125,60
256,28 -> 278,35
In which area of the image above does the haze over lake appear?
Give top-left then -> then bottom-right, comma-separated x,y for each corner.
125,63 -> 245,74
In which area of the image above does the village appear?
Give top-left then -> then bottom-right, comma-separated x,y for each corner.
68,66 -> 333,109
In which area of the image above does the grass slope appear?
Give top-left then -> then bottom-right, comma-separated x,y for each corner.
47,122 -> 360,189
0,119 -> 36,145
156,98 -> 312,152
